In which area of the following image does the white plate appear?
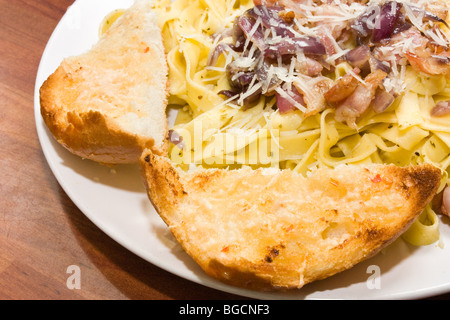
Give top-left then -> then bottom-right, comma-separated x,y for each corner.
34,0 -> 450,300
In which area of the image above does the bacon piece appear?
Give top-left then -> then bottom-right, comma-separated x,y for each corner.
324,68 -> 361,104
295,57 -> 324,77
406,52 -> 450,76
295,77 -> 334,117
374,25 -> 450,76
335,69 -> 388,128
370,88 -> 395,113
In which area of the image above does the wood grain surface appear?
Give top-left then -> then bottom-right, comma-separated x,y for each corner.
0,0 -> 448,300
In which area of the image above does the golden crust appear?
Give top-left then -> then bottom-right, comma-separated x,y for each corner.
40,68 -> 157,164
40,0 -> 168,165
139,150 -> 441,291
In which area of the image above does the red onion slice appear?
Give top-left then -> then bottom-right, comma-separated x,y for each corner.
218,90 -> 239,99
431,101 -> 450,117
276,87 -> 305,114
247,5 -> 296,38
237,15 -> 266,51
351,6 -> 380,40
265,37 -> 326,59
351,2 -> 402,44
207,43 -> 230,67
256,61 -> 283,93
372,1 -> 402,43
168,130 -> 185,150
392,19 -> 412,35
218,87 -> 262,109
369,56 -> 391,74
370,89 -> 395,113
346,45 -> 371,69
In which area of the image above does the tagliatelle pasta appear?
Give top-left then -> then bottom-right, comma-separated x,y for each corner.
102,0 -> 450,246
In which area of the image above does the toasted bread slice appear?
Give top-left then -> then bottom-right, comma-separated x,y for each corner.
40,0 -> 168,164
139,150 -> 441,290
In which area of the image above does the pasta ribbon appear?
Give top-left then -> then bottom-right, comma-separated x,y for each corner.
402,204 -> 440,247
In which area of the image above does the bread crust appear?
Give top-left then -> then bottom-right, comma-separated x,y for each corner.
140,150 -> 442,290
40,0 -> 168,165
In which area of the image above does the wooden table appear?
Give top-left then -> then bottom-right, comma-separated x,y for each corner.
1,0 -> 449,300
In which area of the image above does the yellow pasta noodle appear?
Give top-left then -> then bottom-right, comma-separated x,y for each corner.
402,204 -> 441,246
